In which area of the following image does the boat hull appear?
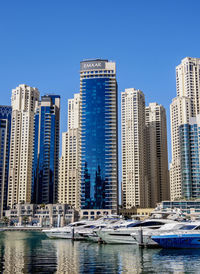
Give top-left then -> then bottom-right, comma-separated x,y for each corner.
87,235 -> 99,242
97,230 -> 137,244
44,231 -> 72,239
152,234 -> 200,249
132,234 -> 158,246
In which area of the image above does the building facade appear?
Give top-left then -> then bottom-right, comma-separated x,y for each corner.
59,93 -> 80,209
4,203 -> 77,226
120,207 -> 154,220
59,129 -> 80,208
146,103 -> 169,207
68,93 -> 80,130
121,88 -> 147,208
170,57 -> 200,200
32,95 -> 60,204
157,200 -> 200,217
0,106 -> 12,217
80,59 -> 118,212
7,85 -> 39,208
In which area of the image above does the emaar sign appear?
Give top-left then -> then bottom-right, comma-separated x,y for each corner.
80,61 -> 105,71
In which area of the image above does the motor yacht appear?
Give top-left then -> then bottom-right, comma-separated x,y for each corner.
75,216 -> 127,241
43,220 -> 90,239
96,219 -> 178,244
43,215 -> 121,240
131,221 -> 183,247
75,224 -> 107,240
151,222 -> 200,248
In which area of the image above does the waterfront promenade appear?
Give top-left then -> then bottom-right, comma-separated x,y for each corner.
2,226 -> 47,231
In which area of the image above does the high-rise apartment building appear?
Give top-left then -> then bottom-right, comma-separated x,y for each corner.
59,93 -> 80,209
121,88 -> 147,208
80,59 -> 118,212
170,57 -> 200,200
146,103 -> 169,207
8,84 -> 39,208
0,106 -> 12,217
179,115 -> 200,199
32,95 -> 60,204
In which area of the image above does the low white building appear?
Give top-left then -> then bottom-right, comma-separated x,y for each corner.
4,203 -> 78,227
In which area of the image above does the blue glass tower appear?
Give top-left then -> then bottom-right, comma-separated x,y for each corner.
32,95 -> 60,204
180,116 -> 200,199
0,106 -> 12,216
80,59 -> 118,212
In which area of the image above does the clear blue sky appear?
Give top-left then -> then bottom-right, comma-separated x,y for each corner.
1,0 -> 200,165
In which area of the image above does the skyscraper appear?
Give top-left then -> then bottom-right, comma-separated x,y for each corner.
170,57 -> 200,200
121,88 -> 147,208
0,106 -> 12,217
8,84 -> 39,208
32,95 -> 60,204
179,115 -> 200,199
80,59 -> 118,212
146,103 -> 169,207
59,93 -> 80,209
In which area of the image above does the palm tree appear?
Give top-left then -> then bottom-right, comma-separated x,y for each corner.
40,203 -> 46,209
22,216 -> 29,225
2,217 -> 9,226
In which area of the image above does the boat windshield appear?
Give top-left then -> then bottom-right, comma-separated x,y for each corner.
132,221 -> 165,227
82,225 -> 96,229
179,225 -> 196,230
69,222 -> 86,227
126,223 -> 139,228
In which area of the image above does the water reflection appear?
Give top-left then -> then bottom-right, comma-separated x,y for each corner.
2,232 -> 26,273
0,232 -> 200,273
0,232 -> 57,273
53,240 -> 80,273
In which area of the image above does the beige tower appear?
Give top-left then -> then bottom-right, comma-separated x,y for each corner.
7,84 -> 39,207
146,103 -> 169,207
176,57 -> 200,117
170,57 -> 200,200
121,88 -> 147,208
58,93 -> 80,209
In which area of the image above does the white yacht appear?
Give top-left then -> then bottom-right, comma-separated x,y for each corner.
43,215 -> 121,240
75,216 -> 126,241
75,224 -> 107,241
96,219 -> 176,244
43,220 -> 89,239
78,219 -> 131,242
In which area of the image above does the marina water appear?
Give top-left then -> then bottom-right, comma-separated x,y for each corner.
0,231 -> 200,273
